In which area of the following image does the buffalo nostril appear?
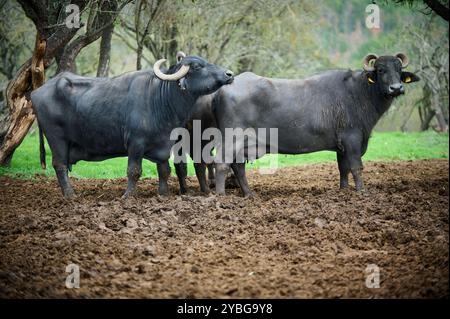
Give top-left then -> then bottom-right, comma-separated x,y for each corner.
390,83 -> 402,91
389,83 -> 404,95
225,70 -> 234,77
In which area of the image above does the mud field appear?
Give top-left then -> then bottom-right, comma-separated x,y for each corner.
0,159 -> 448,298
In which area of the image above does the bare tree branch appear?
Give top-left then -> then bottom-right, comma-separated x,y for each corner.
424,0 -> 449,21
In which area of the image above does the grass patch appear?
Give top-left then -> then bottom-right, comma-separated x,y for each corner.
0,131 -> 448,179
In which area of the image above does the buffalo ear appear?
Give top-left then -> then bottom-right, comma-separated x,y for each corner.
179,77 -> 187,90
176,51 -> 186,63
401,71 -> 420,84
366,72 -> 376,84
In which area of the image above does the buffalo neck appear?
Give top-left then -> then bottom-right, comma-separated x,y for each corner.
152,79 -> 199,132
355,71 -> 395,134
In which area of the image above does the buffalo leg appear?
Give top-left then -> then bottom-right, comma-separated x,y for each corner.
157,161 -> 171,196
346,150 -> 364,191
174,162 -> 188,194
350,163 -> 364,191
54,162 -> 75,198
207,163 -> 215,188
341,136 -> 364,191
215,163 -> 229,195
47,138 -> 74,198
337,152 -> 350,189
194,162 -> 210,194
123,153 -> 143,198
230,162 -> 252,197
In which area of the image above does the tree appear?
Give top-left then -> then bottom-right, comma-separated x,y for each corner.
115,0 -> 323,76
56,0 -> 129,73
0,1 -> 34,147
409,17 -> 449,131
95,0 -> 122,77
423,0 -> 448,20
115,0 -> 173,70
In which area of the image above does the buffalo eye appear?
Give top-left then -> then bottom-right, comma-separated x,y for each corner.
192,64 -> 202,71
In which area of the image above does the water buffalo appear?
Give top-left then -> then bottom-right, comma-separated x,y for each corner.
212,53 -> 420,196
31,52 -> 234,198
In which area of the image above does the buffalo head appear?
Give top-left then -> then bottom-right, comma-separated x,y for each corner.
153,51 -> 234,96
363,53 -> 420,97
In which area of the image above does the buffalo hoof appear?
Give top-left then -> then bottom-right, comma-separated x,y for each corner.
158,183 -> 170,196
158,190 -> 170,196
200,186 -> 211,195
63,189 -> 76,199
243,192 -> 254,198
121,191 -> 136,199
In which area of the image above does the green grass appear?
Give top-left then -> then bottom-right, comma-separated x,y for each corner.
0,131 -> 448,179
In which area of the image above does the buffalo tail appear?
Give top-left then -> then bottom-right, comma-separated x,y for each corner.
39,124 -> 46,169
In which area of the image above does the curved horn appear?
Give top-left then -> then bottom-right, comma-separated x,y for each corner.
153,59 -> 190,81
176,51 -> 186,63
395,52 -> 409,68
363,53 -> 379,72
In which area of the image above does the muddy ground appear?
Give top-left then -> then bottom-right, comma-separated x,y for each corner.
0,159 -> 448,298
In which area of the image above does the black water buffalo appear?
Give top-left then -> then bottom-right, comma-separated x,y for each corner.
31,52 -> 234,198
212,53 -> 420,196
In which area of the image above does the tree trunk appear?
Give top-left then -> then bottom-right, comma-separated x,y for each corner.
418,93 -> 434,131
136,45 -> 143,71
420,106 -> 436,131
424,0 -> 449,21
431,94 -> 449,132
97,24 -> 114,77
168,24 -> 178,65
0,34 -> 45,166
56,42 -> 81,73
400,103 -> 416,132
56,3 -> 121,74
